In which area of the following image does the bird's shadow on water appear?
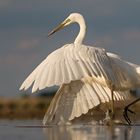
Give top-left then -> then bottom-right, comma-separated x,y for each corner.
42,124 -> 135,140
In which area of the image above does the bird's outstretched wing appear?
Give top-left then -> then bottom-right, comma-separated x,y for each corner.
20,44 -> 116,92
43,77 -> 132,125
107,52 -> 140,90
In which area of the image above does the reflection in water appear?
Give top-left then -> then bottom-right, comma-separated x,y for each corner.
43,125 -> 133,140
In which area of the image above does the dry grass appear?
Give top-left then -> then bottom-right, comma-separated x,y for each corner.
0,96 -> 53,119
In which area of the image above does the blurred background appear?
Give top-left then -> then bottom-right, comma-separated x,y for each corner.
0,0 -> 140,98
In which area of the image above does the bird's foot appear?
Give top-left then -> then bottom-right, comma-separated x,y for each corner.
123,106 -> 135,125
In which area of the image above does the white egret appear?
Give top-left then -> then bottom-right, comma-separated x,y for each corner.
20,13 -> 140,124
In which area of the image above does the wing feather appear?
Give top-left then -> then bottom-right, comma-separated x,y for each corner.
39,64 -> 51,90
87,84 -> 100,106
83,84 -> 94,108
65,58 -> 75,80
21,44 -> 140,93
43,77 -> 133,125
20,44 -> 116,92
107,52 -> 140,90
32,67 -> 44,92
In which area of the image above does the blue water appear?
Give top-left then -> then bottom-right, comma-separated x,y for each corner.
0,120 -> 139,140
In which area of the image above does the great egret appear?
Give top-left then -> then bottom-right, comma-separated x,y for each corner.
20,13 -> 140,124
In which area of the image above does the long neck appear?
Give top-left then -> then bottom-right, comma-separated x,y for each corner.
74,18 -> 86,44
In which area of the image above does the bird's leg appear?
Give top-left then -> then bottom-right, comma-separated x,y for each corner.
104,89 -> 115,125
123,97 -> 140,125
110,89 -> 115,119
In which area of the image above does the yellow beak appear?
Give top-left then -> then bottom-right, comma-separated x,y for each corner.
48,19 -> 71,37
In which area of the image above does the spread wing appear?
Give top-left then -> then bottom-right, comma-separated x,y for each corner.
107,52 -> 140,90
20,44 -> 116,92
43,77 -> 133,125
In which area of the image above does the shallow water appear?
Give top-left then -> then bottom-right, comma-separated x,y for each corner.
0,120 -> 140,140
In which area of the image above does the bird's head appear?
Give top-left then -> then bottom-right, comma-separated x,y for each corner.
48,13 -> 83,37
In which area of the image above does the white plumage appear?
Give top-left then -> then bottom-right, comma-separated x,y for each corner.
42,78 -> 132,125
20,45 -> 114,92
20,44 -> 140,92
20,13 -> 140,124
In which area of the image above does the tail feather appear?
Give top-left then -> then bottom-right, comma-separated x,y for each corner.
43,78 -> 133,125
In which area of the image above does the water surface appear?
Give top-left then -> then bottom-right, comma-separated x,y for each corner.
0,120 -> 139,140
